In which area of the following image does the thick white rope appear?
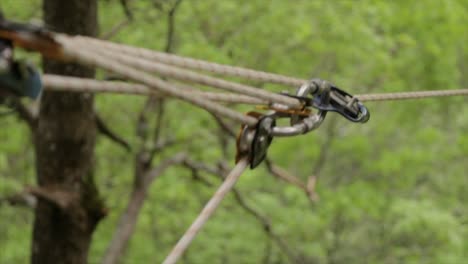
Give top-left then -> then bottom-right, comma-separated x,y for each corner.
74,36 -> 305,87
42,74 -> 468,104
62,36 -> 302,108
72,36 -> 468,102
162,158 -> 249,264
42,75 -> 266,105
56,36 -> 258,126
357,89 -> 468,102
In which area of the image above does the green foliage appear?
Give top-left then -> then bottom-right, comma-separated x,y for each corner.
1,0 -> 468,263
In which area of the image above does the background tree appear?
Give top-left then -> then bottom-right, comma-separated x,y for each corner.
32,0 -> 104,263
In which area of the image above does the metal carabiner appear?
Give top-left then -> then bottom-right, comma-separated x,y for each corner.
271,80 -> 328,137
236,112 -> 275,169
313,86 -> 370,123
282,79 -> 370,123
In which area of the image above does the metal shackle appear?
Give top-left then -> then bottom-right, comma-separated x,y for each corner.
271,80 -> 327,137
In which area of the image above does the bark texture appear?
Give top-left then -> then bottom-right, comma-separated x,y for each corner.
31,1 -> 105,263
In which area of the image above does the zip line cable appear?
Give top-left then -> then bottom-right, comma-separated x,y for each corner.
42,74 -> 468,103
73,36 -> 306,87
357,89 -> 468,102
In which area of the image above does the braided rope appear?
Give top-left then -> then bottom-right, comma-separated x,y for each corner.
74,36 -> 305,87
43,73 -> 468,105
63,37 -> 302,108
56,36 -> 258,126
52,36 -> 468,106
42,75 -> 266,105
162,158 -> 249,264
357,89 -> 468,102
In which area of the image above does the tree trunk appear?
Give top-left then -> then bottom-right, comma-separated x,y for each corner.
31,1 -> 105,263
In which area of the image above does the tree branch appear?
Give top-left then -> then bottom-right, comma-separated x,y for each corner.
142,152 -> 187,186
119,0 -> 134,21
181,159 -> 302,263
148,98 -> 166,161
230,188 -> 301,263
0,191 -> 37,208
102,152 -> 186,264
311,117 -> 337,177
26,185 -> 78,211
96,114 -> 131,152
8,97 -> 37,129
211,112 -> 237,138
265,159 -> 307,191
136,97 -> 158,141
264,158 -> 320,202
102,19 -> 131,40
165,0 -> 184,53
307,116 -> 338,194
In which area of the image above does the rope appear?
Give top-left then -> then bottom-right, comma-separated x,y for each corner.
43,74 -> 468,104
43,73 -> 468,104
63,37 -> 302,108
74,36 -> 305,87
357,89 -> 468,102
42,75 -> 266,105
56,36 -> 258,126
43,73 -> 468,105
162,158 -> 249,264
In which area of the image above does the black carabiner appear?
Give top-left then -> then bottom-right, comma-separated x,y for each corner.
284,84 -> 370,123
250,115 -> 276,169
313,86 -> 369,123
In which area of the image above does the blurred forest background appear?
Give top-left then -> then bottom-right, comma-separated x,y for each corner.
0,0 -> 467,263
